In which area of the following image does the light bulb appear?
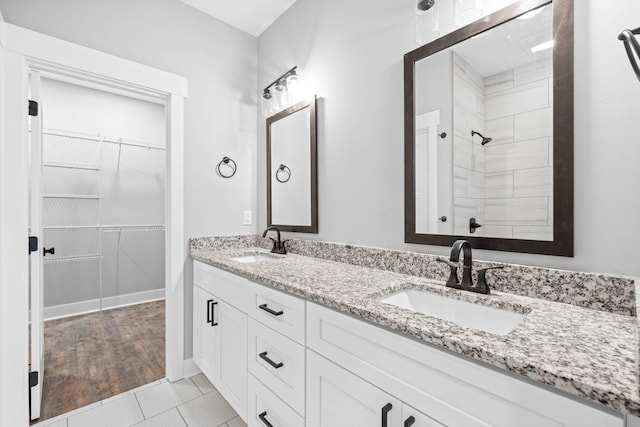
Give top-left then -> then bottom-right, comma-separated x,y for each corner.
454,0 -> 483,26
273,80 -> 288,112
416,0 -> 440,44
286,72 -> 302,103
262,89 -> 273,117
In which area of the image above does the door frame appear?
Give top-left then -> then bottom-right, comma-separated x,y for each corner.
0,23 -> 188,426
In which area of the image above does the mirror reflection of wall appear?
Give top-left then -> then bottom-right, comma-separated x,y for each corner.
271,106 -> 312,226
413,3 -> 554,241
267,96 -> 318,233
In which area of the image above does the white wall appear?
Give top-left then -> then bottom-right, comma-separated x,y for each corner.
258,0 -> 640,277
0,0 -> 258,358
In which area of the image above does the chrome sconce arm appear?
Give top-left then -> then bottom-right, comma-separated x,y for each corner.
619,27 -> 640,82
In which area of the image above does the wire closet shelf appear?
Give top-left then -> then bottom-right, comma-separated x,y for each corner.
42,127 -> 166,151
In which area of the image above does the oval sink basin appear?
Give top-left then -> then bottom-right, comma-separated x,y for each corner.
229,252 -> 279,263
379,289 -> 525,336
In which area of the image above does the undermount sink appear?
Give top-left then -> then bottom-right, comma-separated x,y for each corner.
379,289 -> 525,336
229,252 -> 279,264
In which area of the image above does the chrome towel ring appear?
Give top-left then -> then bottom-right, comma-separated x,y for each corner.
216,156 -> 237,178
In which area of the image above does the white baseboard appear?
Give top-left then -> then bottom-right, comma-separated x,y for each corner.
183,358 -> 201,378
43,289 -> 165,320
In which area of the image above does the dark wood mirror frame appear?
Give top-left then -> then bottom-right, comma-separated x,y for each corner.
267,96 -> 318,233
404,0 -> 574,256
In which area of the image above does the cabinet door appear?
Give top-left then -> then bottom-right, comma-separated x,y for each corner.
193,285 -> 217,382
307,350 -> 401,427
402,403 -> 445,427
215,298 -> 248,422
193,284 -> 248,422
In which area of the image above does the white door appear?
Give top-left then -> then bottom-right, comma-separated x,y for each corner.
307,350 -> 401,427
415,110 -> 451,235
29,70 -> 44,421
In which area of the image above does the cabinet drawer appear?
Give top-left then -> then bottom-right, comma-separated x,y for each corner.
307,303 -> 622,427
248,318 -> 305,416
248,374 -> 305,427
402,403 -> 445,427
194,260 -> 249,312
249,282 -> 305,344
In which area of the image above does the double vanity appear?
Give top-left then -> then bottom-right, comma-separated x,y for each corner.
190,235 -> 640,427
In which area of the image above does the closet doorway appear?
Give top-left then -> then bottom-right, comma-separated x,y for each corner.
30,74 -> 167,421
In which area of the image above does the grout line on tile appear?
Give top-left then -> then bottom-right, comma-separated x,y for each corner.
133,392 -> 145,421
176,405 -> 189,427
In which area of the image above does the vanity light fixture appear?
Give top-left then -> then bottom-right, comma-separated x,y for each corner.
262,66 -> 302,117
531,40 -> 554,53
416,0 -> 440,44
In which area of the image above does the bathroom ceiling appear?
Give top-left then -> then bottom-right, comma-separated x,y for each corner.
178,0 -> 299,37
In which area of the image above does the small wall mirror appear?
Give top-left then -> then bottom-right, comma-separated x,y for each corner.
267,96 -> 318,233
405,0 -> 573,256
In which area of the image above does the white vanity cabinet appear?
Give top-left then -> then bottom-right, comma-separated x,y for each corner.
307,350 -> 402,427
193,261 -> 249,422
192,259 -> 626,427
306,351 -> 444,427
246,280 -> 307,425
306,303 -> 623,427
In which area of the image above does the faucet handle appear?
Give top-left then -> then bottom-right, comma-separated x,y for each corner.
436,257 -> 458,268
436,258 -> 460,287
476,266 -> 504,295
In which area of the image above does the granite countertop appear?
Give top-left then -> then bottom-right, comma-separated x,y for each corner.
190,246 -> 640,415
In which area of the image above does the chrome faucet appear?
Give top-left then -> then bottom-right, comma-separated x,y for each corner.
437,239 -> 503,295
262,227 -> 288,254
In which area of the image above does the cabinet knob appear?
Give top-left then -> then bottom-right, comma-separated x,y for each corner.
404,416 -> 416,427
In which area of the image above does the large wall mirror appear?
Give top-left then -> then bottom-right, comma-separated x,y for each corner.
267,96 -> 318,233
404,0 -> 573,256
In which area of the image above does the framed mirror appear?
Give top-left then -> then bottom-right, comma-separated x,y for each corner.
267,96 -> 318,233
404,0 -> 573,256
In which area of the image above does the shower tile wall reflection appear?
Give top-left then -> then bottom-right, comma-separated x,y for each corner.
482,57 -> 553,240
452,54 -> 553,240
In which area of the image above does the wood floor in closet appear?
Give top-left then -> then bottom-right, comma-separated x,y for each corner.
35,300 -> 165,423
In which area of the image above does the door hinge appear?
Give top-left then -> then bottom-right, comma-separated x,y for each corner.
29,236 -> 38,254
29,371 -> 39,388
28,100 -> 38,117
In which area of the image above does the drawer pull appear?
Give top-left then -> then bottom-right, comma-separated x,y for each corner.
258,411 -> 275,427
210,300 -> 219,326
259,351 -> 284,369
381,403 -> 392,427
404,416 -> 416,427
259,303 -> 283,317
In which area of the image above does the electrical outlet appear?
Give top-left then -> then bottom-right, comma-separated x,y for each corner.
243,210 -> 252,225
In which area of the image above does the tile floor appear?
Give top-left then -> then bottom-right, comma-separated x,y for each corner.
32,374 -> 246,427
